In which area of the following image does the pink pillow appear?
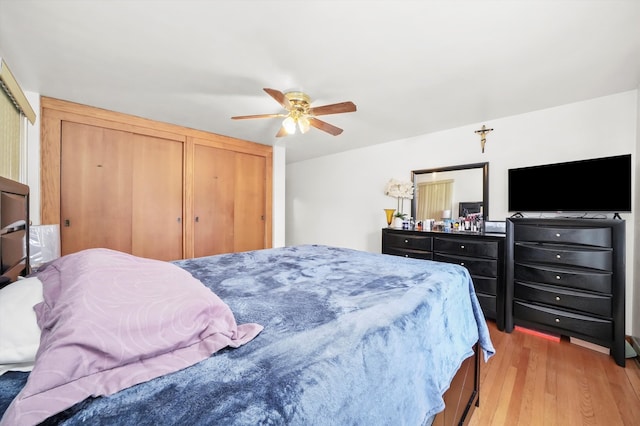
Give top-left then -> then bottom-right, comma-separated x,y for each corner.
1,248 -> 263,426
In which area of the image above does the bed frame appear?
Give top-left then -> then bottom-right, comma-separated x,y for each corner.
434,344 -> 480,425
0,175 -> 481,425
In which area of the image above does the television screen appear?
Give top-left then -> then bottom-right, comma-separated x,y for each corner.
508,154 -> 632,213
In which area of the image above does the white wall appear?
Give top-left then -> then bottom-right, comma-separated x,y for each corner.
272,144 -> 286,248
286,90 -> 638,335
25,91 -> 40,224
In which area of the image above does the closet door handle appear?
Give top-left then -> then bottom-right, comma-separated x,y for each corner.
195,216 -> 200,223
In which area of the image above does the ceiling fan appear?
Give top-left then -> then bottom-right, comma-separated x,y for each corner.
231,88 -> 357,137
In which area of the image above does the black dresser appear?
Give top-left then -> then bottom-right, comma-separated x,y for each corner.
505,218 -> 626,366
382,228 -> 505,330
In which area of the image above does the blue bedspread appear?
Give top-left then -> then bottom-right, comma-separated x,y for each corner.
0,245 -> 495,425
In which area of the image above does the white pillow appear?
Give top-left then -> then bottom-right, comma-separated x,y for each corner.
0,276 -> 44,375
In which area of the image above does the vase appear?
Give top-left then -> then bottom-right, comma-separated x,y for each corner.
393,217 -> 404,228
384,209 -> 395,227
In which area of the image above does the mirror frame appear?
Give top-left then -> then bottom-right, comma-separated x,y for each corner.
410,162 -> 489,221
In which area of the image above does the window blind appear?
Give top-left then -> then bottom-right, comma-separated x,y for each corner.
0,59 -> 35,181
0,88 -> 21,180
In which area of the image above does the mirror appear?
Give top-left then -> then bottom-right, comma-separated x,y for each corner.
410,162 -> 489,222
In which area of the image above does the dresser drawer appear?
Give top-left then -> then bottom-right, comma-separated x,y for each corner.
383,232 -> 432,251
514,243 -> 612,271
514,263 -> 612,293
513,224 -> 611,248
514,301 -> 612,342
514,281 -> 612,317
1,229 -> 26,268
477,294 -> 496,318
472,276 -> 497,296
383,246 -> 432,260
434,237 -> 498,258
434,253 -> 497,277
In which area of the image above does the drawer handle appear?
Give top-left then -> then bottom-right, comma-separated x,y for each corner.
404,255 -> 409,258
555,233 -> 561,238
555,318 -> 560,323
556,254 -> 561,259
460,245 -> 465,249
556,275 -> 561,280
555,296 -> 561,301
404,239 -> 409,243
460,262 -> 465,266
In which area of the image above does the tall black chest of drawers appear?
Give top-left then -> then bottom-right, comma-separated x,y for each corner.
382,228 -> 505,330
505,218 -> 626,366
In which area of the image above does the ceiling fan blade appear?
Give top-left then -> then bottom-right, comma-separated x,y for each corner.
231,113 -> 285,120
275,126 -> 288,138
309,117 -> 344,136
263,88 -> 291,109
309,101 -> 356,116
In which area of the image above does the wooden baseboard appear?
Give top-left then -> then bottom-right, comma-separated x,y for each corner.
570,337 -> 610,355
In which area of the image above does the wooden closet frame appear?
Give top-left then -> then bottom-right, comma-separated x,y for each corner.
40,96 -> 273,259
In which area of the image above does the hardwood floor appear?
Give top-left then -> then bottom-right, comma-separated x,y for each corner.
468,320 -> 640,425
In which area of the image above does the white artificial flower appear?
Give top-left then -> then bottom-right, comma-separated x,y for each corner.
384,178 -> 414,199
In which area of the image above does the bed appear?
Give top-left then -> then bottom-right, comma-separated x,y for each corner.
0,175 -> 495,425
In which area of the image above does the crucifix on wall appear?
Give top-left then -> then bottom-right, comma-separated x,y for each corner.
474,125 -> 494,153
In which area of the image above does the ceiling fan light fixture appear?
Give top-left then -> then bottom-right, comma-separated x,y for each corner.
232,88 -> 357,137
298,116 -> 310,134
283,116 -> 297,134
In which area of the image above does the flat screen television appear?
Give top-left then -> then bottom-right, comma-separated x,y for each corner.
508,154 -> 632,213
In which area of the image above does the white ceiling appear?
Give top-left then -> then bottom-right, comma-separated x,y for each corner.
1,1 -> 639,163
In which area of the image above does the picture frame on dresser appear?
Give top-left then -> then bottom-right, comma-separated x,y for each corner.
504,218 -> 626,367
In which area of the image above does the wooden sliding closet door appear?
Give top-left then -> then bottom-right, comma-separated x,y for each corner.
234,152 -> 266,252
192,144 -> 266,257
60,122 -> 184,260
42,97 -> 272,261
131,134 -> 183,261
61,122 -> 133,255
193,145 -> 235,257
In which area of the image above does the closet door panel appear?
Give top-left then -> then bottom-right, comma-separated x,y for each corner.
131,134 -> 184,261
234,153 -> 266,252
60,122 -> 133,255
193,144 -> 235,257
